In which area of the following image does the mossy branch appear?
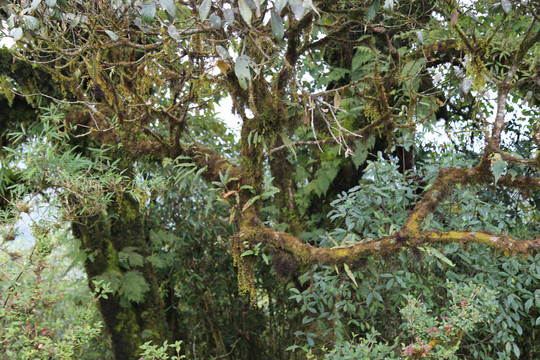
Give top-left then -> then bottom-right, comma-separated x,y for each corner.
235,226 -> 540,269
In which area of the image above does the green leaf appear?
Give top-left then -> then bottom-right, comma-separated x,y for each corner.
30,0 -> 41,11
223,8 -> 235,25
160,0 -> 176,17
492,159 -> 507,185
216,45 -> 230,60
270,10 -> 284,42
23,15 -> 39,31
262,253 -> 269,265
289,0 -> 304,19
209,13 -> 222,29
10,27 -> 23,42
45,0 -> 56,6
352,46 -> 375,71
421,246 -> 455,267
235,55 -> 252,90
199,0 -> 211,21
241,249 -> 254,257
119,270 -> 150,304
142,1 -> 156,24
239,0 -> 252,24
242,195 -> 261,212
366,0 -> 380,23
104,30 -> 119,41
168,25 -> 180,39
353,140 -> 368,168
275,0 -> 287,13
344,264 -> 358,287
383,0 -> 393,13
501,0 -> 512,13
146,254 -> 167,269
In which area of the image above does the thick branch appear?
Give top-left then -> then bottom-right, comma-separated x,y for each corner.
236,226 -> 540,268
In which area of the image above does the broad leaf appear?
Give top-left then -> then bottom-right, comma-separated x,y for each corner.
366,0 -> 380,23
141,1 -> 156,24
270,10 -> 284,42
10,28 -> 23,42
223,8 -> 235,25
199,0 -> 212,21
289,0 -> 304,20
104,30 -> 119,41
501,0 -> 512,13
239,0 -> 253,24
216,45 -> 230,60
275,0 -> 287,14
209,13 -> 222,29
235,55 -> 252,90
30,0 -> 41,11
168,24 -> 180,39
160,0 -> 176,17
492,159 -> 507,185
23,16 -> 39,31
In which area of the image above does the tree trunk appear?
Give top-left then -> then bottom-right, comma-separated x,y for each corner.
72,194 -> 172,360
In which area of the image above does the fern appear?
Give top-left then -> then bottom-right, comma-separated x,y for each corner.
119,270 -> 150,304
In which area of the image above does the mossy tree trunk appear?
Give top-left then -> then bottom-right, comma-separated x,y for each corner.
72,194 -> 171,360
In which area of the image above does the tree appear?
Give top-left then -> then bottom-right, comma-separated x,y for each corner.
1,0 -> 539,359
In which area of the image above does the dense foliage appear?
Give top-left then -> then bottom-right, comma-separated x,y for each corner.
0,0 -> 539,359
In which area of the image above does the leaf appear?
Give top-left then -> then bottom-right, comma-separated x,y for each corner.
146,254 -> 167,269
209,13 -> 222,29
352,46 -> 375,71
104,30 -> 119,41
270,10 -> 284,41
492,159 -> 507,185
275,0 -> 287,13
216,60 -> 229,74
366,0 -> 380,23
344,264 -> 358,287
223,8 -> 235,25
94,270 -> 122,292
289,0 -> 304,20
160,0 -> 176,17
333,91 -> 341,108
501,0 -> 512,13
239,0 -> 253,24
235,55 -> 252,90
45,0 -> 56,6
422,246 -> 455,267
23,15 -> 39,31
10,28 -> 23,42
216,45 -> 230,59
242,195 -> 261,212
30,0 -> 42,11
119,270 -> 150,304
142,1 -> 156,24
168,24 -> 180,39
241,249 -> 254,257
459,79 -> 472,96
199,0 -> 212,21
262,253 -> 269,265
383,0 -> 393,13
352,140 -> 368,168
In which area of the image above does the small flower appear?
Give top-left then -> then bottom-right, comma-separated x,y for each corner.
402,344 -> 414,356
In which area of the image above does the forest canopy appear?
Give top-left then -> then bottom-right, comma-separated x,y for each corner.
0,0 -> 539,359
